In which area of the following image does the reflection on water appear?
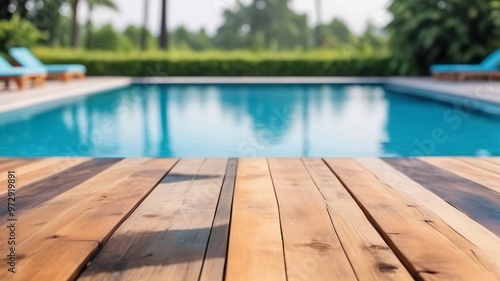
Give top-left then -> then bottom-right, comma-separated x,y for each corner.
0,84 -> 499,157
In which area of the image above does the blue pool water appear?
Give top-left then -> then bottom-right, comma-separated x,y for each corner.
0,84 -> 499,157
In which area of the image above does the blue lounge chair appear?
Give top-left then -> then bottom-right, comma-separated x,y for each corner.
430,49 -> 500,80
0,55 -> 47,90
8,47 -> 86,82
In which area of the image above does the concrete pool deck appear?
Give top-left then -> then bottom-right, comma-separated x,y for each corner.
1,76 -> 500,114
1,157 -> 499,281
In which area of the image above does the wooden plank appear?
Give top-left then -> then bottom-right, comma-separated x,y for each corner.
0,158 -> 178,281
0,158 -> 91,195
421,157 -> 500,194
457,157 -> 500,175
0,158 -> 121,223
17,240 -> 99,281
325,158 -> 500,281
0,158 -> 12,164
0,158 -> 146,242
199,158 -> 237,281
225,158 -> 286,281
79,158 -> 206,281
268,158 -> 357,281
0,158 -> 37,173
303,158 -> 412,281
485,158 -> 500,166
49,158 -> 179,242
79,158 -> 227,281
357,158 -> 500,275
385,158 -> 500,236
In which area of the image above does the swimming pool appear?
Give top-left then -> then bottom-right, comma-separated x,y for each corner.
1,83 -> 499,157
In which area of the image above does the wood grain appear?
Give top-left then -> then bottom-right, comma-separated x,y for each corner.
421,157 -> 500,194
0,158 -> 91,195
485,158 -> 500,166
458,158 -> 500,175
325,158 -> 500,281
2,157 -> 500,281
303,158 -> 412,281
199,158 -> 237,281
268,158 -> 357,281
79,158 -> 227,281
0,158 -> 177,281
385,158 -> 500,236
15,240 -> 99,281
0,158 -> 37,173
357,158 -> 500,276
225,158 -> 286,281
51,158 -> 179,242
0,158 -> 121,223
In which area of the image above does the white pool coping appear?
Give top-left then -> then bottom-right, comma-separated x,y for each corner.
1,76 -> 500,114
0,77 -> 132,114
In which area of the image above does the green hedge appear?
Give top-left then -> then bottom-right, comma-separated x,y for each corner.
35,56 -> 396,76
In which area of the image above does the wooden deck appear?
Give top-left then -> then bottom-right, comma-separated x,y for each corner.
1,157 -> 500,281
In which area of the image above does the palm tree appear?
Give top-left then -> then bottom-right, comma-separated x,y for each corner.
71,0 -> 81,48
159,0 -> 168,49
141,0 -> 149,50
85,0 -> 118,48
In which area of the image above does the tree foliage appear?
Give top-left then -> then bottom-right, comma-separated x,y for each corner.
0,0 -> 387,55
85,0 -> 119,48
88,24 -> 133,51
213,0 -> 310,50
124,25 -> 156,50
388,0 -> 500,74
172,26 -> 212,50
316,18 -> 352,47
0,14 -> 44,52
0,0 -> 68,45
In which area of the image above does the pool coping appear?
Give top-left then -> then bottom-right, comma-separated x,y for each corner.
0,77 -> 132,114
1,76 -> 499,114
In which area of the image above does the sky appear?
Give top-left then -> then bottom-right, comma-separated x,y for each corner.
78,0 -> 392,35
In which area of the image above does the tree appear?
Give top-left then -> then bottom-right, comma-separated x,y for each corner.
71,0 -> 81,48
171,26 -> 212,50
159,0 -> 168,49
212,8 -> 251,49
88,24 -> 133,50
387,0 -> 500,74
214,0 -> 310,50
52,15 -> 73,47
0,14 -> 43,52
171,26 -> 191,49
1,0 -> 68,45
1,0 -> 28,20
85,0 -> 118,49
124,25 -> 155,50
357,22 -> 386,51
317,18 -> 352,47
0,1 -> 11,20
191,28 -> 212,50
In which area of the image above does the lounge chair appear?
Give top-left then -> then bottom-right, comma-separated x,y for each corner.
430,49 -> 500,81
8,47 -> 86,82
0,55 -> 47,90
